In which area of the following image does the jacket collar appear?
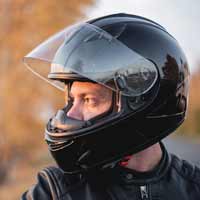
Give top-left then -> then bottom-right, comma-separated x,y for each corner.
110,142 -> 171,185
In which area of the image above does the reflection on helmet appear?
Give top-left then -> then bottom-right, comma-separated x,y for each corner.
23,13 -> 190,174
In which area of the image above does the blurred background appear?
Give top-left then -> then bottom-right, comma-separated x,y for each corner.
0,0 -> 200,199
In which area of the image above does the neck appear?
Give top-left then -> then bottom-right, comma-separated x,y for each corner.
126,143 -> 162,172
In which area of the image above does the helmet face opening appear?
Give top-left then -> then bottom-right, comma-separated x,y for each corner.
23,13 -> 190,174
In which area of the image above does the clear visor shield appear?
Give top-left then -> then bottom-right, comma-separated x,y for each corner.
23,23 -> 158,96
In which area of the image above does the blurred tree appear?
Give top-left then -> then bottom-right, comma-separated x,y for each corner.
176,64 -> 200,136
0,0 -> 93,183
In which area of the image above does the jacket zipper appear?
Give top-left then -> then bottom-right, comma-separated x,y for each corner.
140,185 -> 149,200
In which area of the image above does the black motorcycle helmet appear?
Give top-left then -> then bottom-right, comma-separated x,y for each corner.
23,13 -> 190,174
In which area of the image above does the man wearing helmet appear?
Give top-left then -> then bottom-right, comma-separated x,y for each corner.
21,13 -> 200,199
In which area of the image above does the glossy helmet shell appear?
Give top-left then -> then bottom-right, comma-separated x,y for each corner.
46,13 -> 189,174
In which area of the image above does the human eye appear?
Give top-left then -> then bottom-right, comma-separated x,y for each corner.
84,96 -> 97,106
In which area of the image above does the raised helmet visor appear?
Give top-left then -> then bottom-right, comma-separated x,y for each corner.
23,22 -> 158,97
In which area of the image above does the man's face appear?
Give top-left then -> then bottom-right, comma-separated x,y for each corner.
66,81 -> 113,121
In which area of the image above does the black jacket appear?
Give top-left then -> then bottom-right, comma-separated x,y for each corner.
21,144 -> 200,200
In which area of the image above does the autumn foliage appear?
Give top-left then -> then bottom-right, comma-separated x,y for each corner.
0,0 -> 92,199
177,67 -> 200,135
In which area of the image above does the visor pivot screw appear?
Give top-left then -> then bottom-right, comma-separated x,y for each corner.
115,74 -> 127,90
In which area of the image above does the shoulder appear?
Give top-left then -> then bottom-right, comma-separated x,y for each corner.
170,153 -> 200,185
21,166 -> 78,200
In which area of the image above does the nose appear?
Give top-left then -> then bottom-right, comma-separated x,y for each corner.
67,101 -> 84,120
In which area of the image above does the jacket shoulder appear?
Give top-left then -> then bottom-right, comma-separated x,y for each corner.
170,153 -> 200,184
21,166 -> 70,200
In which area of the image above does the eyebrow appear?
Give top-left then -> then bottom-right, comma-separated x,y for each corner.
69,91 -> 99,98
69,89 -> 111,100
